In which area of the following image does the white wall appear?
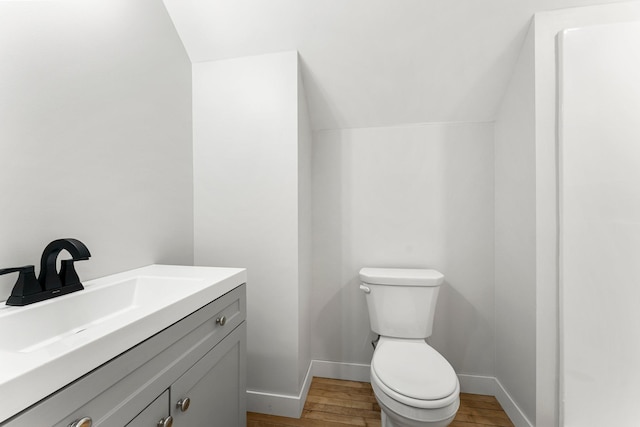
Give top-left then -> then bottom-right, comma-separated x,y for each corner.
193,51 -> 310,397
494,7 -> 640,425
297,66 -> 313,391
559,20 -> 640,427
494,24 -> 536,426
311,122 -> 495,377
533,3 -> 640,425
0,0 -> 193,300
163,0 -> 633,133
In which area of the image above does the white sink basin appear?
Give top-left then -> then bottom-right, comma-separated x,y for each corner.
1,276 -> 204,354
0,264 -> 246,422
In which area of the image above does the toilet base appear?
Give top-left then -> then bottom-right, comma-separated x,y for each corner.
380,407 -> 456,427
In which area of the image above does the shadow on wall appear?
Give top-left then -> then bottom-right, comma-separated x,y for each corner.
430,281 -> 492,375
431,123 -> 495,377
298,55 -> 343,132
311,132 -> 376,364
314,275 -> 377,363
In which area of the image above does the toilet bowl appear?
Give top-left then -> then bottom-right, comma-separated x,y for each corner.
370,337 -> 459,427
359,267 -> 460,427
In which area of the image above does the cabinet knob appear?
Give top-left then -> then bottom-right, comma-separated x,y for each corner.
157,415 -> 173,427
176,397 -> 191,412
69,418 -> 92,427
216,315 -> 226,326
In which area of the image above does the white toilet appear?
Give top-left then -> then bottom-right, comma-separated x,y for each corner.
359,268 -> 460,427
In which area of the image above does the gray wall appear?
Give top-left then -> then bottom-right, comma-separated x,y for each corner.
0,0 -> 193,300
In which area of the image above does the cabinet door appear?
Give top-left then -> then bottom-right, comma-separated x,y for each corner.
171,323 -> 246,427
126,390 -> 170,427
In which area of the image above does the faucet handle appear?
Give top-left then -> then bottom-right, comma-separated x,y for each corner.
1,265 -> 43,306
60,259 -> 84,289
0,265 -> 33,276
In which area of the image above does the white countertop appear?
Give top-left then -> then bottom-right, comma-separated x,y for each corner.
0,264 -> 246,423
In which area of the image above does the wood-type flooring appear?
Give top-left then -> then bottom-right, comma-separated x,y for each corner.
247,377 -> 515,427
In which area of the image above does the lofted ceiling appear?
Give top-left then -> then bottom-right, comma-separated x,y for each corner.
162,0 -> 629,131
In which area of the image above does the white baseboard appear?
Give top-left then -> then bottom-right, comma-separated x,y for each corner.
457,373 -> 496,395
246,389 -> 303,418
246,361 -> 313,418
248,361 -> 534,427
493,377 -> 534,427
310,359 -> 371,382
457,374 -> 533,427
246,359 -> 368,418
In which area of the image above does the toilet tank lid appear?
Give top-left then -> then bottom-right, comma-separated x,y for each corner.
359,268 -> 444,286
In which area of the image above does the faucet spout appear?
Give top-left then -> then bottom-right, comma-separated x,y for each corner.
38,238 -> 91,290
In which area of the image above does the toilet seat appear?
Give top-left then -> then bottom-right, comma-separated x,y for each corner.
371,339 -> 459,409
371,373 -> 459,426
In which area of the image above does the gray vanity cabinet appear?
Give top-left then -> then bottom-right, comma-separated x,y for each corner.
125,391 -> 170,427
171,324 -> 246,426
2,284 -> 246,427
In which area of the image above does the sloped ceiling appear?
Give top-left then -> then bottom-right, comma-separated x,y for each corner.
163,0 -> 628,131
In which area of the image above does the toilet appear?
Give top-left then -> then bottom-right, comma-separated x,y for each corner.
359,268 -> 460,427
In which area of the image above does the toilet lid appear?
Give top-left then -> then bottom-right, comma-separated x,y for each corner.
372,340 -> 457,401
359,268 -> 444,287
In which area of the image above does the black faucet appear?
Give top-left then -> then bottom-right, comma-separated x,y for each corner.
1,238 -> 91,306
38,238 -> 91,291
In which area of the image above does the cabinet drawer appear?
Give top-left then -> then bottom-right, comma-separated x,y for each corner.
4,285 -> 246,427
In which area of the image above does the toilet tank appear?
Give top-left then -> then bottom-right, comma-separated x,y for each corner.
359,268 -> 444,339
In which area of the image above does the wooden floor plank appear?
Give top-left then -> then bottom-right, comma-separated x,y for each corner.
313,377 -> 373,390
248,413 -> 346,427
304,402 -> 381,419
450,422 -> 495,427
247,377 -> 515,427
305,394 -> 376,410
308,388 -> 378,403
312,382 -> 376,396
455,412 -> 515,427
457,407 -> 513,421
302,410 -> 367,426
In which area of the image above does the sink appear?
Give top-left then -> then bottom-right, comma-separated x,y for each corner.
0,276 -> 204,353
0,264 -> 246,422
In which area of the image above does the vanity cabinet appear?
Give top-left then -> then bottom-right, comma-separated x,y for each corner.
171,324 -> 244,427
2,284 -> 246,427
125,391 -> 170,427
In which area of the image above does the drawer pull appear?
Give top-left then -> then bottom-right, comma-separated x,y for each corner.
176,397 -> 191,412
157,416 -> 173,427
69,418 -> 92,427
216,315 -> 226,326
